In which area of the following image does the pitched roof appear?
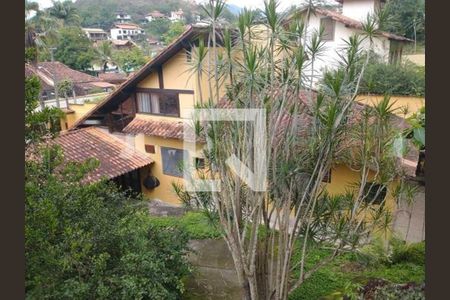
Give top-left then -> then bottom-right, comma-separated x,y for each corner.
123,117 -> 185,140
36,61 -> 101,84
110,39 -> 137,46
98,72 -> 128,84
55,127 -> 153,183
147,10 -> 166,18
82,28 -> 107,34
70,24 -> 210,129
113,23 -> 142,30
298,7 -> 413,42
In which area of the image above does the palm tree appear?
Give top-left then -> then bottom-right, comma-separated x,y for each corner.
94,41 -> 113,72
48,0 -> 81,26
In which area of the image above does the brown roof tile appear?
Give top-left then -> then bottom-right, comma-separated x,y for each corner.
123,117 -> 185,140
305,8 -> 413,42
55,127 -> 153,183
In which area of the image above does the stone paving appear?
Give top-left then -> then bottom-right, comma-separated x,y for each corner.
392,182 -> 425,243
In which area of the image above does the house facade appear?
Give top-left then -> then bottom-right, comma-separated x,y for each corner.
116,12 -> 132,23
70,24 -> 219,204
169,9 -> 185,22
110,23 -> 145,40
65,23 -> 418,215
145,10 -> 167,22
82,28 -> 108,41
293,0 -> 412,77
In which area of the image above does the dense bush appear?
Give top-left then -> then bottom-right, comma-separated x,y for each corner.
360,61 -> 425,96
391,239 -> 425,265
26,146 -> 191,299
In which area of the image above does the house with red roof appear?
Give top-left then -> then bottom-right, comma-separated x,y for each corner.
291,0 -> 412,78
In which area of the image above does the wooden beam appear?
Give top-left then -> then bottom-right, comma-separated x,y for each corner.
135,88 -> 194,94
157,66 -> 164,89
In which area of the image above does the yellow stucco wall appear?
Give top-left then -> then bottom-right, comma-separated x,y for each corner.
325,164 -> 397,213
356,95 -> 425,118
61,103 -> 99,130
134,134 -> 203,205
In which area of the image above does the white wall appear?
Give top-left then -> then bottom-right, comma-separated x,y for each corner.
301,13 -> 390,84
341,0 -> 381,22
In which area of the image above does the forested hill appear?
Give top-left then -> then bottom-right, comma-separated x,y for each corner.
73,0 -> 236,29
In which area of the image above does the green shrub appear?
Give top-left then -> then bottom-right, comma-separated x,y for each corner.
26,147 -> 191,299
360,61 -> 425,97
391,239 -> 425,265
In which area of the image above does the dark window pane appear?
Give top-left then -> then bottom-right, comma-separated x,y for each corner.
161,147 -> 186,177
159,93 -> 179,116
145,144 -> 155,153
363,183 -> 387,205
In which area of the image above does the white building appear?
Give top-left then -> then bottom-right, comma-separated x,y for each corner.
110,23 -> 145,40
145,10 -> 167,22
295,0 -> 412,78
169,9 -> 185,22
116,12 -> 132,23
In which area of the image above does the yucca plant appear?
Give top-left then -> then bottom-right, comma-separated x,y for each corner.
179,1 -> 415,299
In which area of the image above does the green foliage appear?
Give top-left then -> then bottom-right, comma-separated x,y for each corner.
148,211 -> 222,240
48,0 -> 81,26
112,47 -> 148,74
405,106 -> 425,149
163,21 -> 186,45
25,75 -> 63,143
143,18 -> 171,39
390,239 -> 425,266
73,0 -> 202,29
25,146 -> 191,299
54,26 -> 96,71
360,60 -> 425,96
381,0 -> 425,44
25,47 -> 37,63
288,237 -> 425,300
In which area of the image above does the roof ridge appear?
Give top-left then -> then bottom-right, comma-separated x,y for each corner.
69,24 -> 197,130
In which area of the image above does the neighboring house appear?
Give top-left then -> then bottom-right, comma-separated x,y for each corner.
110,23 -> 145,40
66,23 -> 419,211
25,62 -> 116,102
98,72 -> 128,85
82,28 -> 108,41
145,10 -> 167,22
289,0 -> 412,76
116,11 -> 132,23
110,39 -> 138,50
169,9 -> 185,22
69,24 -> 221,204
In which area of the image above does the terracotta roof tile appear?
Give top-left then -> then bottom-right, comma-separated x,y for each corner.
124,118 -> 184,139
55,127 -> 153,183
306,8 -> 413,42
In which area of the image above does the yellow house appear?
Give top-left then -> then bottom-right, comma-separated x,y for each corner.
66,24 -> 419,214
